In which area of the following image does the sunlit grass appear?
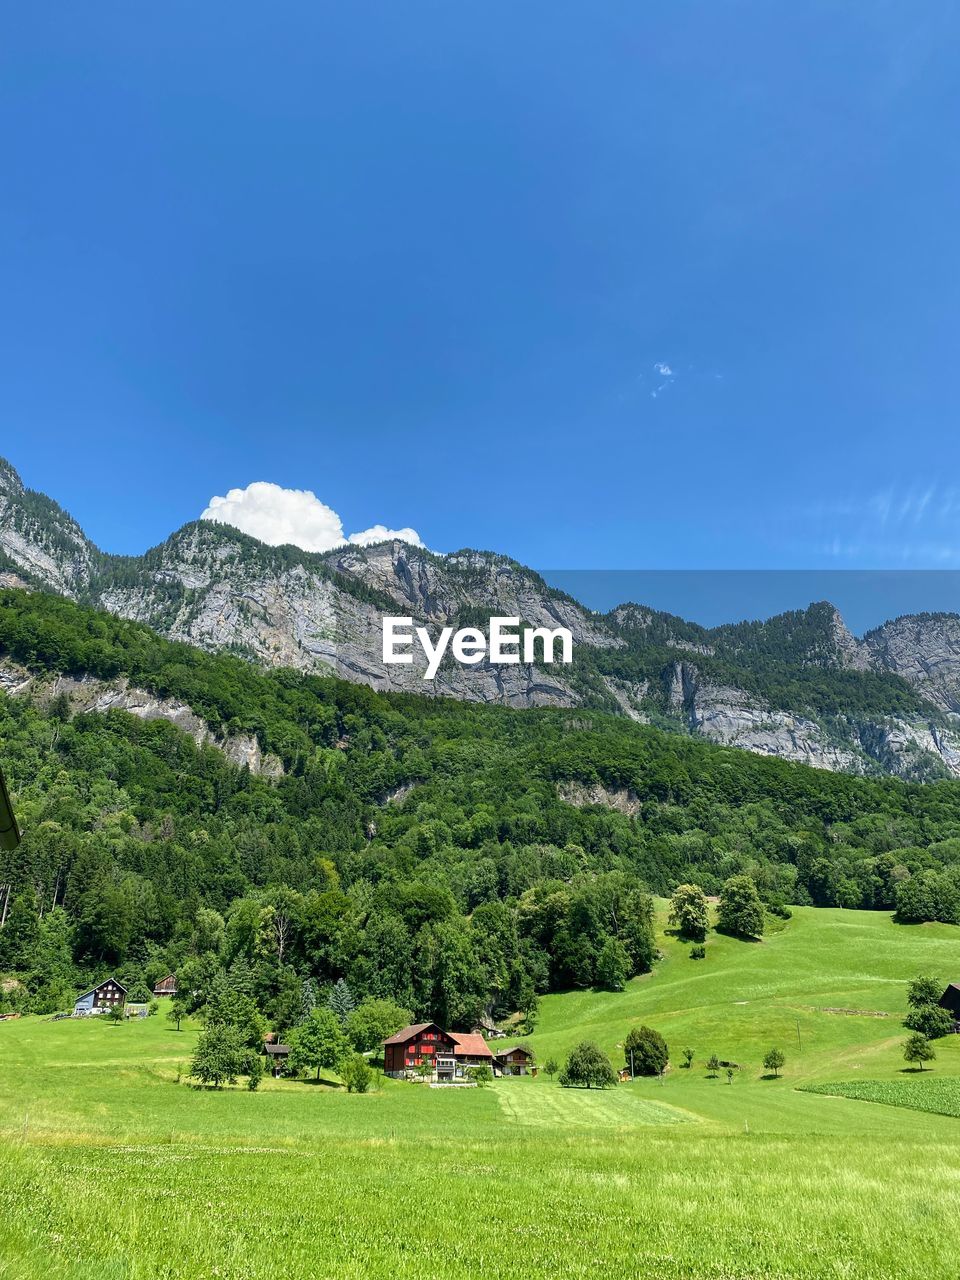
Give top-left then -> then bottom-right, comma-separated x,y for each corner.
1,905 -> 959,1279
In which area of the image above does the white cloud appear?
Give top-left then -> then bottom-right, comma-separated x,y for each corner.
348,523 -> 424,548
200,482 -> 424,553
654,361 -> 674,376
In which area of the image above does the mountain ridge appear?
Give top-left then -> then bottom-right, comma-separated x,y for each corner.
3,455 -> 960,780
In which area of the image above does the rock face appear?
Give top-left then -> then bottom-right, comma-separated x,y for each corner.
865,614 -> 960,714
4,453 -> 960,779
557,780 -> 642,816
0,659 -> 284,778
665,661 -> 865,774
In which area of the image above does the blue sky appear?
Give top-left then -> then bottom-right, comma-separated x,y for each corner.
2,3 -> 960,579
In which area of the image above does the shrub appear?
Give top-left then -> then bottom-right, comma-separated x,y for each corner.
689,944 -> 706,960
466,1064 -> 493,1087
341,1054 -> 373,1093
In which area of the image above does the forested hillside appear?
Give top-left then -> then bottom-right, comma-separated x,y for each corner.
0,588 -> 958,1030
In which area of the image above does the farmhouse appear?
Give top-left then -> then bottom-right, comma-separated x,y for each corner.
939,983 -> 960,1023
493,1045 -> 536,1076
73,978 -> 127,1016
383,1023 -> 495,1081
153,974 -> 177,998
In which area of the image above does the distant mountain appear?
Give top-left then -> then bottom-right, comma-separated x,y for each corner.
3,454 -> 960,780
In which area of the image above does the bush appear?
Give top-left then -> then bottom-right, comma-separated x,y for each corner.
624,1025 -> 668,1076
244,1051 -> 264,1091
341,1054 -> 373,1093
466,1064 -> 493,1087
689,944 -> 706,960
765,895 -> 792,920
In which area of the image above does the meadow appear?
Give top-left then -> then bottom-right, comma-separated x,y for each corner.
1,905 -> 958,1280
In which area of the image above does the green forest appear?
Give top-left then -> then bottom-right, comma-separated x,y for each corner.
0,587 -> 958,1034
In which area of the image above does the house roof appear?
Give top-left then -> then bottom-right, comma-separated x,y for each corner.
451,1033 -> 494,1059
75,978 -> 128,1001
383,1022 -> 444,1046
154,975 -> 177,988
265,1044 -> 291,1056
494,1044 -> 533,1059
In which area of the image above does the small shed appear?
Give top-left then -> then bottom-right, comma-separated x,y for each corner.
939,983 -> 960,1021
73,978 -> 127,1016
153,975 -> 177,998
264,1043 -> 291,1075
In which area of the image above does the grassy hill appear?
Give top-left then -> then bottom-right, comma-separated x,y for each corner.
0,906 -> 957,1280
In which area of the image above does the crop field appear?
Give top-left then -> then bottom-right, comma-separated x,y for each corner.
0,905 -> 958,1280
801,1075 -> 960,1118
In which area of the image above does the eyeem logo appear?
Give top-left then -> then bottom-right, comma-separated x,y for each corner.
382,616 -> 574,680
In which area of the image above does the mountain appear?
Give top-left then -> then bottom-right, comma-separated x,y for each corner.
3,454 -> 960,780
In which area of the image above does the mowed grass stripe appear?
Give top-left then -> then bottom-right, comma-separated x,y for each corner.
494,1079 -> 693,1128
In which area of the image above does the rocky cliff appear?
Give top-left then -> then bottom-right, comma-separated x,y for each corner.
3,455 -> 960,779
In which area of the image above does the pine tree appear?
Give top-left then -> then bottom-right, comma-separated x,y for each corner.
327,978 -> 356,1024
300,977 -> 318,1023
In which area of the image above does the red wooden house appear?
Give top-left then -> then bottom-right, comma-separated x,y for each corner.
383,1023 -> 459,1078
153,974 -> 177,998
383,1023 -> 494,1080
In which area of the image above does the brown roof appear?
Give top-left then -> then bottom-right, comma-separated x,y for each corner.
494,1044 -> 533,1059
451,1033 -> 494,1059
383,1022 -> 441,1046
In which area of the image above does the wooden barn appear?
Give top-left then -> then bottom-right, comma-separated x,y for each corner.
153,974 -> 177,998
493,1045 -> 536,1076
939,983 -> 960,1022
73,978 -> 127,1016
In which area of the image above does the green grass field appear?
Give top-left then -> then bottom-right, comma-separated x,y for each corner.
1,905 -> 958,1279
